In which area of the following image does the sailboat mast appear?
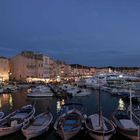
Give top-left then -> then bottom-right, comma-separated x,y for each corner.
129,88 -> 132,120
98,81 -> 101,126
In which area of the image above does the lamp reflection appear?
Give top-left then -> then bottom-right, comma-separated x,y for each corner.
118,98 -> 125,110
56,99 -> 65,113
9,94 -> 13,108
0,94 -> 13,108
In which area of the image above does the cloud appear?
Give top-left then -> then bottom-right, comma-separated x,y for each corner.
0,46 -> 17,52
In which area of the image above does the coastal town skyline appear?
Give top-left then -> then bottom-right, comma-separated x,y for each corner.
0,0 -> 140,67
0,50 -> 140,68
1,1 -> 140,140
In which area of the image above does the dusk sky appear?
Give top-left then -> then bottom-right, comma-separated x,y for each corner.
0,0 -> 140,67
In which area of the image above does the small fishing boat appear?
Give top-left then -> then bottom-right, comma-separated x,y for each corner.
22,111 -> 53,140
27,92 -> 53,97
0,104 -> 35,137
27,85 -> 54,98
27,85 -> 54,97
85,114 -> 115,140
85,83 -> 115,140
54,103 -> 85,140
0,112 -> 4,119
112,89 -> 140,140
112,109 -> 140,140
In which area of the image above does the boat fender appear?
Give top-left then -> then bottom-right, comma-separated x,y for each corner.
83,114 -> 87,119
11,120 -> 18,126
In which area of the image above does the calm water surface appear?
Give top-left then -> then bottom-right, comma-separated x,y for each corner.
0,87 -> 134,140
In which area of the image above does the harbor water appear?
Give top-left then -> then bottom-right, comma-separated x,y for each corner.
0,87 -> 135,140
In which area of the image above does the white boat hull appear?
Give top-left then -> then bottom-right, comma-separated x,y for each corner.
0,105 -> 35,137
89,131 -> 113,140
0,124 -> 22,137
119,130 -> 140,140
23,127 -> 49,140
85,114 -> 115,140
22,112 -> 53,140
54,107 -> 84,140
27,92 -> 53,97
58,128 -> 80,140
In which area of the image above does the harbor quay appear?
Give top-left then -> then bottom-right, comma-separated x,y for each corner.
0,51 -> 140,140
0,76 -> 140,140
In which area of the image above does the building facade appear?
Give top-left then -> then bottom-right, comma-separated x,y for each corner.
10,51 -> 44,81
9,51 -> 97,82
0,56 -> 10,82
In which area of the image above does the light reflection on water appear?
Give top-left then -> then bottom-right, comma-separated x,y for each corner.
56,99 -> 65,113
0,94 -> 13,112
0,88 -> 130,140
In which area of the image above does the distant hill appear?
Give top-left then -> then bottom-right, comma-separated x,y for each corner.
70,64 -> 139,70
100,66 -> 139,70
70,64 -> 95,69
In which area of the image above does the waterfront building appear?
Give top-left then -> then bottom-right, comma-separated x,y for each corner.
70,65 -> 96,79
43,55 -> 50,81
48,58 -> 58,81
10,51 -> 44,82
10,51 -> 73,82
61,64 -> 72,78
0,56 -> 10,82
96,68 -> 111,74
90,67 -> 96,76
8,50 -> 97,83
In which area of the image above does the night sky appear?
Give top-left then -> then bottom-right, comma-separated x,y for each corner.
0,0 -> 140,67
